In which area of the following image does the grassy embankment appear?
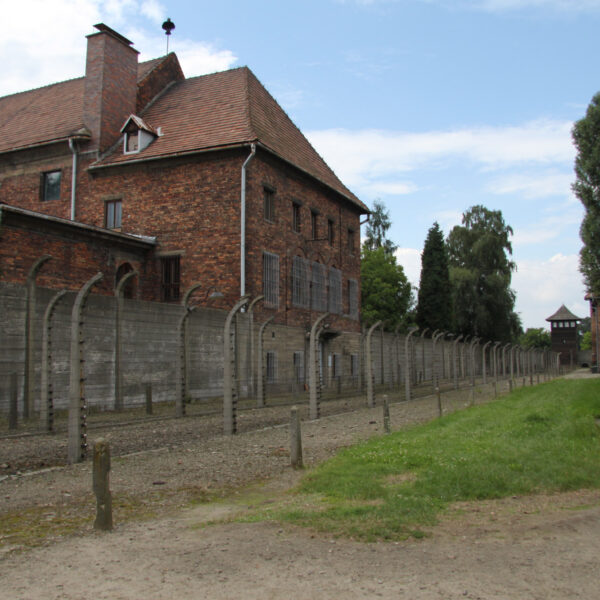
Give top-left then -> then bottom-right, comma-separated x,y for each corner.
266,378 -> 600,540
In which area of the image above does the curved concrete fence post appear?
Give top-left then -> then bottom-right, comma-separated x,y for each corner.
114,270 -> 138,412
502,343 -> 510,379
181,282 -> 203,406
453,334 -> 463,389
469,338 -> 479,387
223,296 -> 250,435
40,289 -> 67,433
394,324 -> 402,387
493,342 -> 501,383
366,321 -> 383,408
481,341 -> 492,385
431,331 -> 445,391
404,327 -> 418,402
176,306 -> 196,418
419,328 -> 430,384
308,313 -> 329,420
24,254 -> 53,419
462,335 -> 470,380
68,272 -> 103,464
256,315 -> 274,408
247,295 -> 264,399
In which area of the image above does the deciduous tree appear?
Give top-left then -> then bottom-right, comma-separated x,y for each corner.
447,205 -> 521,342
573,93 -> 600,292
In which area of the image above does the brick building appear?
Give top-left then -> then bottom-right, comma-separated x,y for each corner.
0,23 -> 367,332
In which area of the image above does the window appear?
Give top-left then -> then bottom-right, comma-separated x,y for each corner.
105,199 -> 122,229
125,131 -> 139,153
292,256 -> 310,308
292,202 -> 301,233
266,351 -> 277,384
264,187 -> 275,222
328,267 -> 342,314
41,170 -> 61,202
332,353 -> 342,378
327,219 -> 335,245
350,354 -> 359,378
161,255 -> 181,301
348,278 -> 358,319
263,251 -> 279,307
311,261 -> 327,311
348,229 -> 356,255
311,211 -> 318,240
293,351 -> 305,384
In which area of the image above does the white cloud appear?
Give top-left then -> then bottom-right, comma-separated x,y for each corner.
513,208 -> 583,247
487,172 -> 574,199
475,0 -> 600,12
140,0 -> 165,23
0,0 -> 237,96
307,120 -> 574,197
395,247 -> 422,287
513,253 -> 587,329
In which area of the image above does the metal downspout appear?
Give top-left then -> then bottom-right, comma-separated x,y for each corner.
68,138 -> 78,221
240,143 -> 257,297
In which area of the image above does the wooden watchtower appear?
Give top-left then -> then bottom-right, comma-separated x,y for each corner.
546,305 -> 582,367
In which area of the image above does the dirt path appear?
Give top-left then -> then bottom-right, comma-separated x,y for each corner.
2,480 -> 599,600
2,373 -> 600,599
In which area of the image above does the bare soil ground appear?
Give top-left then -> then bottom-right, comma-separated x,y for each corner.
1,372 -> 599,599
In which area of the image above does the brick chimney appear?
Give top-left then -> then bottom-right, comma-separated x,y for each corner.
83,24 -> 139,153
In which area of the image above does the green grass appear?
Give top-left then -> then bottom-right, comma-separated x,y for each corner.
274,379 -> 600,541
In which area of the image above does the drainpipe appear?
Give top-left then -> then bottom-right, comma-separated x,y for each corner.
240,143 -> 257,297
68,138 -> 78,221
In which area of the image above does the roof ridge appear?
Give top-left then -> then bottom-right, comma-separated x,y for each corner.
244,68 -> 362,207
242,66 -> 257,142
0,75 -> 84,101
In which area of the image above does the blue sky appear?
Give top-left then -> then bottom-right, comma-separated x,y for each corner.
3,0 -> 599,329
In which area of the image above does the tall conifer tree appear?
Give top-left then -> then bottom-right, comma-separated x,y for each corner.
416,222 -> 452,331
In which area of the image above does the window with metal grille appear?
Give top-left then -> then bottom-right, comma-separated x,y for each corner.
332,353 -> 342,378
41,170 -> 61,202
161,255 -> 181,301
266,351 -> 277,383
263,251 -> 279,307
311,262 -> 327,311
105,199 -> 122,229
292,256 -> 310,308
328,267 -> 342,314
293,351 -> 305,383
350,354 -> 359,377
348,278 -> 358,319
264,187 -> 275,222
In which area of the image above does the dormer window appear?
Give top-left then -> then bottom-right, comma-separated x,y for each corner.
125,131 -> 139,153
121,114 -> 158,155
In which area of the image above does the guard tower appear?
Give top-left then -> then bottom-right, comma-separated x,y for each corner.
546,305 -> 581,367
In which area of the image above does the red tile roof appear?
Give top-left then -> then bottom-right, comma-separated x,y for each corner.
0,60 -> 365,211
0,58 -> 169,155
95,67 -> 366,210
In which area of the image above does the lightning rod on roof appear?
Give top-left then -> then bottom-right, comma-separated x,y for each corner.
162,18 -> 175,54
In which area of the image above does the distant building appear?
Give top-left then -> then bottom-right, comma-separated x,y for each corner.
545,304 -> 582,367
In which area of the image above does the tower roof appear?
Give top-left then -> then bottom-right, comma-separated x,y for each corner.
545,304 -> 582,322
